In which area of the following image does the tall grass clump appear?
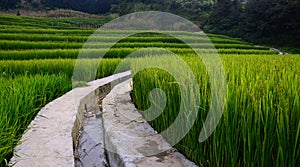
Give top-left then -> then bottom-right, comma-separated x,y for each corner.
0,49 -> 277,60
0,28 -> 94,36
0,58 -> 128,165
0,34 -> 88,42
0,23 -> 296,166
0,41 -> 267,50
131,55 -> 300,166
0,75 -> 72,165
0,59 -> 126,81
0,34 -> 248,44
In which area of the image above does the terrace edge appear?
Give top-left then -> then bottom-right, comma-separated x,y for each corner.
9,71 -> 131,166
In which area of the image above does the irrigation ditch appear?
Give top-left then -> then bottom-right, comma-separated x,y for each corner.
74,91 -> 109,166
9,71 -> 197,167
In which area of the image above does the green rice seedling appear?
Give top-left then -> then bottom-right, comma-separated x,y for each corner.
0,14 -> 112,29
0,58 -> 125,81
171,49 -> 276,55
0,49 -> 80,60
126,31 -> 247,43
106,43 -> 268,50
0,33 -> 248,45
0,40 -> 267,50
0,40 -> 83,50
0,75 -> 71,165
213,44 -> 269,50
0,48 -> 277,60
0,28 -> 95,36
0,49 -> 161,60
0,49 -> 127,60
131,54 -> 300,166
0,23 -> 297,166
217,49 -> 277,55
117,36 -> 247,44
0,34 -> 88,42
0,35 -> 269,50
0,58 -> 128,164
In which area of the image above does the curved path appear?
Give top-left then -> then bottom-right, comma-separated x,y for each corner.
10,71 -> 197,167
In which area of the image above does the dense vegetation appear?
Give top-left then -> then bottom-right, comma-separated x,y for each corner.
0,13 -> 299,166
204,0 -> 300,49
0,14 -> 121,165
0,13 -> 112,29
132,55 -> 300,166
1,0 -> 299,49
0,75 -> 71,165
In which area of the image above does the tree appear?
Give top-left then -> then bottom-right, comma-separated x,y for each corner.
243,0 -> 299,45
204,0 -> 242,33
202,0 -> 299,48
0,0 -> 21,10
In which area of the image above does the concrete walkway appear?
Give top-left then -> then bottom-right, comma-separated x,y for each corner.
102,79 -> 197,167
9,71 -> 197,167
9,71 -> 131,167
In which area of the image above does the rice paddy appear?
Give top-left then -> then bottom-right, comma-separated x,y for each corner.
131,55 -> 300,166
0,13 -> 299,166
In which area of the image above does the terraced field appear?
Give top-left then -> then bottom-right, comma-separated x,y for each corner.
0,13 -> 299,166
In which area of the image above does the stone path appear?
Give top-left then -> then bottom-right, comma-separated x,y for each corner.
101,79 -> 197,167
9,72 -> 197,167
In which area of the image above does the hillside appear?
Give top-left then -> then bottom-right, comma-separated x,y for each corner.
1,0 -> 299,50
0,12 -> 113,29
0,12 -> 299,166
0,0 -> 213,15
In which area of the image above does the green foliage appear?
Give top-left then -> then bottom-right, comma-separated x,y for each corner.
0,28 -> 94,35
204,0 -> 300,48
131,54 -> 300,166
0,58 -> 125,164
0,14 -> 112,29
0,48 -> 276,60
0,16 -> 298,166
0,40 -> 263,50
0,0 -> 21,10
42,0 -> 114,14
111,0 -> 214,20
0,59 -> 125,80
0,75 -> 71,165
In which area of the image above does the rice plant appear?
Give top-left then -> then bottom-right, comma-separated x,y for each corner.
0,59 -> 126,81
0,23 -> 297,166
131,54 -> 300,166
0,75 -> 71,165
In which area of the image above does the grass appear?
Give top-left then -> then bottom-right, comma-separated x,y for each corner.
0,34 -> 249,44
0,13 -> 299,166
0,74 -> 72,165
0,58 -> 127,165
131,54 -> 300,166
0,33 -> 88,42
0,28 -> 95,35
0,13 -> 112,29
0,13 -> 122,165
0,49 -> 276,60
0,59 -> 127,81
0,41 -> 269,50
